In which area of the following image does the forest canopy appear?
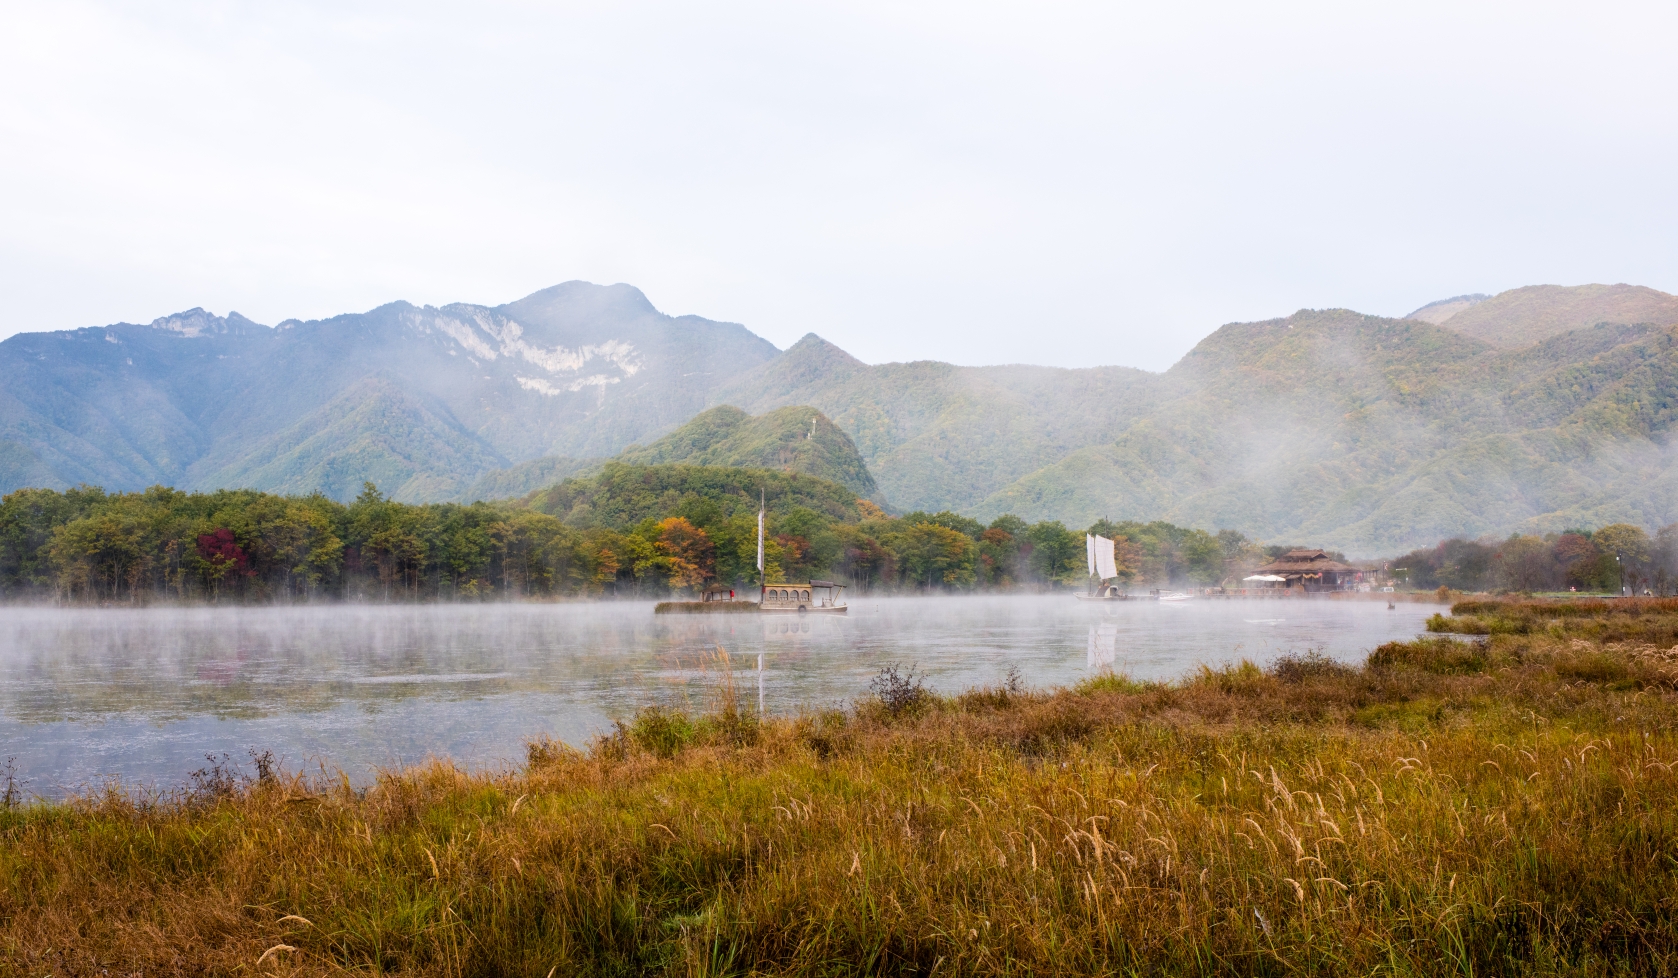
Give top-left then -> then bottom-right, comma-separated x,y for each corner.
3,464 -> 1674,603
0,466 -> 1255,602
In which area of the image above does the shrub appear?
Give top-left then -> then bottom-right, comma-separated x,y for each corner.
1,757 -> 22,810
1191,660 -> 1268,694
188,752 -> 246,801
626,707 -> 697,758
869,663 -> 930,718
1368,637 -> 1489,675
1270,651 -> 1354,684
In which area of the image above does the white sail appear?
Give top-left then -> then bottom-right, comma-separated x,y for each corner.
756,507 -> 764,573
1086,533 -> 1097,577
1094,535 -> 1119,581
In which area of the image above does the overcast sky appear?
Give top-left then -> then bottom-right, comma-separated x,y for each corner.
2,1 -> 1675,371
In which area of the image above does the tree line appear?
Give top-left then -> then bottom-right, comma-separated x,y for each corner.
6,469 -> 1672,603
0,471 -> 1266,603
1390,524 -> 1678,595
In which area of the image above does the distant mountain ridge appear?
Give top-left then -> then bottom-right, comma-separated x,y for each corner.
711,285 -> 1678,553
0,282 -> 777,502
1431,284 -> 1678,348
4,280 -> 1676,554
1405,294 -> 1489,324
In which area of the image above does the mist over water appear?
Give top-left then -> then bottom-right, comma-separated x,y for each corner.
0,596 -> 1438,797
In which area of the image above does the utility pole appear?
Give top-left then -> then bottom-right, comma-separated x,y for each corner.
757,488 -> 766,594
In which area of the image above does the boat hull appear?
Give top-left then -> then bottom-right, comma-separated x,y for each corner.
759,605 -> 848,615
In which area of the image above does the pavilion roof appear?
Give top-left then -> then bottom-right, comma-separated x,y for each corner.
1253,548 -> 1359,574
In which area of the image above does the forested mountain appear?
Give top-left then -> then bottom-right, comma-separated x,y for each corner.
972,313 -> 1678,552
712,335 -> 1160,514
612,405 -> 877,498
4,280 -> 1676,555
717,286 -> 1678,554
454,404 -> 876,501
0,283 -> 776,502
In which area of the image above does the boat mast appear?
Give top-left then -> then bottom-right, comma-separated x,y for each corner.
756,488 -> 765,594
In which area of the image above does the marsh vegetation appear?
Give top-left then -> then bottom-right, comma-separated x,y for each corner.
4,597 -> 1677,974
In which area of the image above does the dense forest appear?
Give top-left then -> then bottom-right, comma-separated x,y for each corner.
3,464 -> 1675,603
0,465 -> 1267,603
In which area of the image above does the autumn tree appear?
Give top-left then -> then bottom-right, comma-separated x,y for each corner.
656,517 -> 716,590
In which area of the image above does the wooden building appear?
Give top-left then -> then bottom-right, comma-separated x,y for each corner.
1250,549 -> 1360,592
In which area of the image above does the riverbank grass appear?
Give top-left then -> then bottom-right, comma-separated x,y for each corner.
4,598 -> 1678,975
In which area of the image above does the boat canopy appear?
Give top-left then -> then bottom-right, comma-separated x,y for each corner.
1243,574 -> 1287,582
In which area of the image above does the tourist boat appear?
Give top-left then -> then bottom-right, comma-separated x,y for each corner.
759,580 -> 848,614
639,493 -> 858,617
752,492 -> 845,613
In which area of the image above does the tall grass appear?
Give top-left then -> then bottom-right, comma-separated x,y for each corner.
4,601 -> 1678,974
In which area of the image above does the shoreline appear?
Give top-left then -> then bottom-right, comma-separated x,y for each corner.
0,588 -> 1468,611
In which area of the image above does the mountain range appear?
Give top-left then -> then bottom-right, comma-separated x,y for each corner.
3,280 -> 1675,555
0,283 -> 774,502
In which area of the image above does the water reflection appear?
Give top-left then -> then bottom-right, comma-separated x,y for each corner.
0,595 -> 1437,795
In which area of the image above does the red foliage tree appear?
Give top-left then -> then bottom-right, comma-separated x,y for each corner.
196,528 -> 253,584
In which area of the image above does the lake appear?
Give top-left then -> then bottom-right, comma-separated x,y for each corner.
0,594 -> 1439,797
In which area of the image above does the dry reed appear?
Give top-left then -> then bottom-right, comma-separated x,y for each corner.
4,599 -> 1678,975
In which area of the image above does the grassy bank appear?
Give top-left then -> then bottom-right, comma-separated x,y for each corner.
5,602 -> 1678,975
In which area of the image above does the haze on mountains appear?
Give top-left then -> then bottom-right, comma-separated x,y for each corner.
2,281 -> 1674,556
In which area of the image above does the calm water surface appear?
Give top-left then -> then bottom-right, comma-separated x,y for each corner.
0,594 -> 1438,796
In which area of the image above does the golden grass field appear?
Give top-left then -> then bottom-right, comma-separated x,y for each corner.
4,597 -> 1678,975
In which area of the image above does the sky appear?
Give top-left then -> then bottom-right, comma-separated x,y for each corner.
2,1 -> 1675,372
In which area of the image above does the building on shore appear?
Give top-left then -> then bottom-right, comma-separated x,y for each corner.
1249,549 -> 1360,592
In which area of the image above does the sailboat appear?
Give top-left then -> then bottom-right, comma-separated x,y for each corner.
1074,533 -> 1132,600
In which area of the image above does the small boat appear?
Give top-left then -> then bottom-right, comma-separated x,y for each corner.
1077,533 -> 1132,600
1075,583 -> 1135,601
1158,591 -> 1192,602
